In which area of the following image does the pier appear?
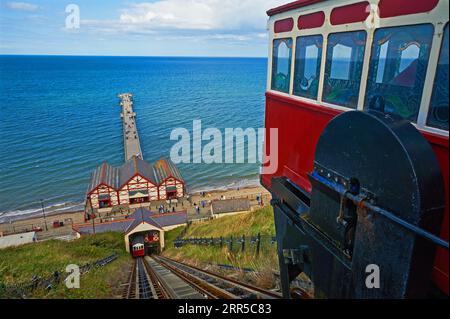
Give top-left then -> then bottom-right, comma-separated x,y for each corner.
85,93 -> 186,214
119,93 -> 143,161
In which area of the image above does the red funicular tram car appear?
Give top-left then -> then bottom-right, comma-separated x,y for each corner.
132,243 -> 145,258
262,0 -> 449,298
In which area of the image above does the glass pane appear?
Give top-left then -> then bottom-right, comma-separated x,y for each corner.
323,31 -> 367,109
272,38 -> 293,93
428,24 -> 449,131
331,44 -> 352,80
365,24 -> 434,122
293,35 -> 323,99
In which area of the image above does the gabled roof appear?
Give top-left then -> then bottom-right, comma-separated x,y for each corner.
88,162 -> 120,193
152,211 -> 188,227
153,158 -> 184,184
130,208 -> 188,228
75,220 -> 133,235
87,157 -> 184,195
75,209 -> 187,236
125,213 -> 163,234
119,156 -> 157,187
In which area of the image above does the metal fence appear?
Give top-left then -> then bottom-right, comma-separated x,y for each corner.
173,234 -> 277,256
0,253 -> 118,299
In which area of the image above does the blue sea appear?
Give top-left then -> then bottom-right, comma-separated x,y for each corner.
0,56 -> 267,221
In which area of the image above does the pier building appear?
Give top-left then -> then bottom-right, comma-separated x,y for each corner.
86,156 -> 185,210
85,93 -> 186,214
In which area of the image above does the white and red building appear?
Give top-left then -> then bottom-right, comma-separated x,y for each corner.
153,158 -> 185,200
86,156 -> 185,211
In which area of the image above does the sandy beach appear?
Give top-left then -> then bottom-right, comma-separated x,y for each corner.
0,184 -> 272,238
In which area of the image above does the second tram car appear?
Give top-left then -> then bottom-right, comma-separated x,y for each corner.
262,0 -> 449,298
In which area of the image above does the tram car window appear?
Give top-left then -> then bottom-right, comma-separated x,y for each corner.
271,38 -> 293,93
323,31 -> 367,109
428,24 -> 449,131
365,24 -> 434,122
294,35 -> 323,100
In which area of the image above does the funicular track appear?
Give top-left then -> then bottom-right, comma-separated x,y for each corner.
122,258 -> 137,299
152,256 -> 282,299
123,257 -> 168,299
123,256 -> 282,299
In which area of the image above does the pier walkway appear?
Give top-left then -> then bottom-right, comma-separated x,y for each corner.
119,93 -> 143,161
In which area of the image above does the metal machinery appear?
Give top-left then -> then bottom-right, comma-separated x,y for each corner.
263,0 -> 449,298
270,111 -> 447,298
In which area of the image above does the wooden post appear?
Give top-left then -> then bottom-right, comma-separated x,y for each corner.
242,235 -> 245,252
256,232 -> 261,256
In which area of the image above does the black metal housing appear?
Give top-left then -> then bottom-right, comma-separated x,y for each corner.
271,111 -> 446,299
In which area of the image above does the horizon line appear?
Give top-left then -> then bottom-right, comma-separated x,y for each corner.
0,53 -> 267,59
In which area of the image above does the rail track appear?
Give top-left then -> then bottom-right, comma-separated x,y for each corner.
122,255 -> 282,299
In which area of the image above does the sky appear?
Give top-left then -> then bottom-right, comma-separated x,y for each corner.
0,0 -> 287,57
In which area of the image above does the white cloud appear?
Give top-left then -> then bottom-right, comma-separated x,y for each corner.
75,0 -> 282,50
118,0 -> 285,31
6,1 -> 39,12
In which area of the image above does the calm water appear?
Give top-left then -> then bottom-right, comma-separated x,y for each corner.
0,56 -> 267,220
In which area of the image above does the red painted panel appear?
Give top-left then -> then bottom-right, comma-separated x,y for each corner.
422,131 -> 449,296
262,92 -> 341,193
379,0 -> 439,18
263,92 -> 449,295
275,18 -> 294,33
267,0 -> 325,17
330,1 -> 370,25
132,248 -> 145,258
298,11 -> 325,30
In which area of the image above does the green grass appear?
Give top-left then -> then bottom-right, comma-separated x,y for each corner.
164,225 -> 186,245
163,206 -> 278,275
184,205 -> 275,238
0,232 -> 132,299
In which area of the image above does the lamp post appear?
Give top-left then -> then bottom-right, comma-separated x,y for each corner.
40,199 -> 48,231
